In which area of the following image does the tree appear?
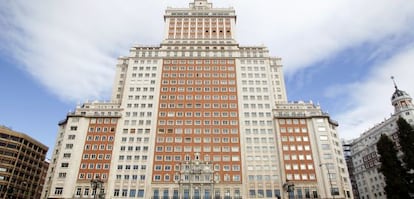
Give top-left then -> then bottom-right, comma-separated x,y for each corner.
397,117 -> 414,171
396,117 -> 414,193
377,134 -> 410,199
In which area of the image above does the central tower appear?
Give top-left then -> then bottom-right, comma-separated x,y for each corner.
110,0 -> 289,198
152,1 -> 242,198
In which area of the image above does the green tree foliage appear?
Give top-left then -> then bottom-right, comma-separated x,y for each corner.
397,117 -> 414,171
396,117 -> 414,193
377,134 -> 410,199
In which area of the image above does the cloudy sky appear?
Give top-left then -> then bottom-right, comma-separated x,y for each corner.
1,0 -> 414,157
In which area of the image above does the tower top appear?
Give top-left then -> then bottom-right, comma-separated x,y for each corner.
390,76 -> 413,114
390,76 -> 410,101
190,0 -> 213,9
163,0 -> 236,42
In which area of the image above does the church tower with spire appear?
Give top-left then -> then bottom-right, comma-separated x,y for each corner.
391,77 -> 414,116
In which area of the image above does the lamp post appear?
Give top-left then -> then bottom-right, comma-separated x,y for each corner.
320,163 -> 335,199
283,181 -> 294,199
90,178 -> 104,199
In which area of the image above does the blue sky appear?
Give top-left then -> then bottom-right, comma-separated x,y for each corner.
0,55 -> 71,143
1,0 -> 414,158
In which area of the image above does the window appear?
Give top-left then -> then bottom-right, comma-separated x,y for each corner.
138,189 -> 145,198
258,190 -> 264,197
331,188 -> 340,196
321,144 -> 331,150
84,188 -> 90,196
265,190 -> 273,197
122,189 -> 128,197
318,127 -> 327,131
320,135 -> 328,141
54,187 -> 63,195
113,189 -> 120,196
249,190 -> 256,197
58,172 -> 67,178
130,189 -> 137,197
76,187 -> 82,196
154,175 -> 161,181
274,189 -> 281,198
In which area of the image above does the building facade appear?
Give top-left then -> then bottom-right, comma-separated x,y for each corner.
43,0 -> 352,198
342,140 -> 359,199
42,102 -> 122,198
349,84 -> 414,199
274,102 -> 353,199
0,126 -> 49,199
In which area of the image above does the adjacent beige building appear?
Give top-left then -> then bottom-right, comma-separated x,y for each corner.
42,102 -> 122,198
0,126 -> 49,199
274,102 -> 353,199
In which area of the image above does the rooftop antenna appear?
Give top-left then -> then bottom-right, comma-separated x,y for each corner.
391,76 -> 398,89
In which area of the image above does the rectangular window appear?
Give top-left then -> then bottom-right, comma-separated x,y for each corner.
274,189 -> 281,198
58,172 -> 66,178
331,188 -> 340,196
84,188 -> 90,196
320,135 -> 328,141
54,187 -> 63,195
76,187 -> 82,196
321,144 -> 331,150
130,189 -> 137,197
249,190 -> 256,197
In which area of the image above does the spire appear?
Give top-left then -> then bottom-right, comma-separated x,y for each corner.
391,76 -> 398,90
391,76 -> 408,101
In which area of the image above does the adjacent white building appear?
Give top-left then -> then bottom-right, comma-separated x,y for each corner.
350,84 -> 414,199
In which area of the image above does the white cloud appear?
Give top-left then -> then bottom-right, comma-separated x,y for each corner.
1,0 -> 173,101
234,0 -> 414,74
334,47 -> 414,139
1,0 -> 414,103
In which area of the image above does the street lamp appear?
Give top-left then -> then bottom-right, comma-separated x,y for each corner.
320,163 -> 335,199
90,178 -> 104,199
283,181 -> 294,199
